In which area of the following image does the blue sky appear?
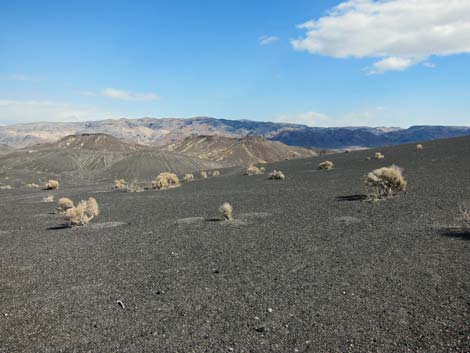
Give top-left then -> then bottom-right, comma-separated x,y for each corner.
1,0 -> 470,127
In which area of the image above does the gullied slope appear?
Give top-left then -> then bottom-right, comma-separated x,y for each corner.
162,135 -> 317,166
0,133 -> 224,182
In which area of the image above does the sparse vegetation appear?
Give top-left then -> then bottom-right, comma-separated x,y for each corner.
26,183 -> 39,189
245,164 -> 264,175
268,170 -> 285,180
0,185 -> 12,190
57,197 -> 74,212
458,201 -> 470,228
42,195 -> 54,202
44,180 -> 59,190
64,197 -> 99,227
219,202 -> 233,221
365,165 -> 407,200
318,160 -> 334,170
126,180 -> 143,192
416,144 -> 423,151
113,179 -> 127,190
200,171 -> 208,179
374,152 -> 385,159
152,172 -> 180,190
212,170 -> 220,176
183,173 -> 194,182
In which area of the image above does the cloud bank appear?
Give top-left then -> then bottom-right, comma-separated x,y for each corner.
84,88 -> 160,101
291,0 -> 470,73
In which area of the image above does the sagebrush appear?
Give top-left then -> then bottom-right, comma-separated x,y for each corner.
365,165 -> 406,200
219,202 -> 233,221
318,160 -> 334,170
152,172 -> 180,190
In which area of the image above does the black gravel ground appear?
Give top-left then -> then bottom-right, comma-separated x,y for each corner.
1,137 -> 470,352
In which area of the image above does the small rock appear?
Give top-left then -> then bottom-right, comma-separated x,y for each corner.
255,326 -> 265,333
267,307 -> 273,313
117,300 -> 125,309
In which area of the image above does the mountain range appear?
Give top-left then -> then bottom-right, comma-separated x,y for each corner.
1,117 -> 469,149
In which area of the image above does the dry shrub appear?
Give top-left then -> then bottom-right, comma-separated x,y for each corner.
152,172 -> 180,190
64,197 -> 99,227
212,170 -> 220,176
260,166 -> 266,173
219,202 -> 233,221
57,197 -> 74,212
458,201 -> 470,228
200,171 -> 208,179
374,152 -> 385,160
114,179 -> 127,190
26,183 -> 39,189
183,173 -> 194,182
42,195 -> 54,202
245,164 -> 263,175
126,181 -> 143,193
0,185 -> 12,190
416,144 -> 423,151
318,160 -> 334,170
44,180 -> 59,190
365,165 -> 406,200
268,170 -> 285,180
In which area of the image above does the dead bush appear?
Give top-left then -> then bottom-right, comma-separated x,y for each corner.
374,152 -> 385,160
42,195 -> 54,202
318,160 -> 334,170
219,202 -> 233,221
416,144 -> 423,151
365,165 -> 406,200
126,181 -> 144,192
212,170 -> 220,176
57,197 -> 74,212
200,171 -> 208,179
85,197 -> 100,218
268,170 -> 285,180
152,172 -> 180,190
64,197 -> 99,227
26,183 -> 39,189
245,164 -> 263,175
183,173 -> 194,182
114,179 -> 127,190
458,201 -> 470,228
44,180 -> 59,190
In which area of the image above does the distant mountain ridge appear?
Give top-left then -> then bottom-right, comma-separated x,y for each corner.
1,117 -> 469,149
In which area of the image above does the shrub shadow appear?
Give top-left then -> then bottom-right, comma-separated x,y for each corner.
441,228 -> 470,241
205,218 -> 224,222
336,194 -> 368,202
47,224 -> 69,230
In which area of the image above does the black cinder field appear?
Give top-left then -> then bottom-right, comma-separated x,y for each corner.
1,136 -> 470,352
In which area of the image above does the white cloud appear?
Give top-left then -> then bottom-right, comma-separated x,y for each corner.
259,35 -> 279,46
84,88 -> 160,101
274,111 -> 332,126
423,62 -> 437,68
291,0 -> 470,73
0,99 -> 119,124
274,107 -> 385,127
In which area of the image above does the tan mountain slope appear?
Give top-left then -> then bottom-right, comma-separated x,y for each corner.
0,133 -> 224,181
162,135 -> 318,166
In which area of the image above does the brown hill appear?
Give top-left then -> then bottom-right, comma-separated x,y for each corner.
0,133 -> 223,182
37,133 -> 144,152
162,135 -> 318,166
